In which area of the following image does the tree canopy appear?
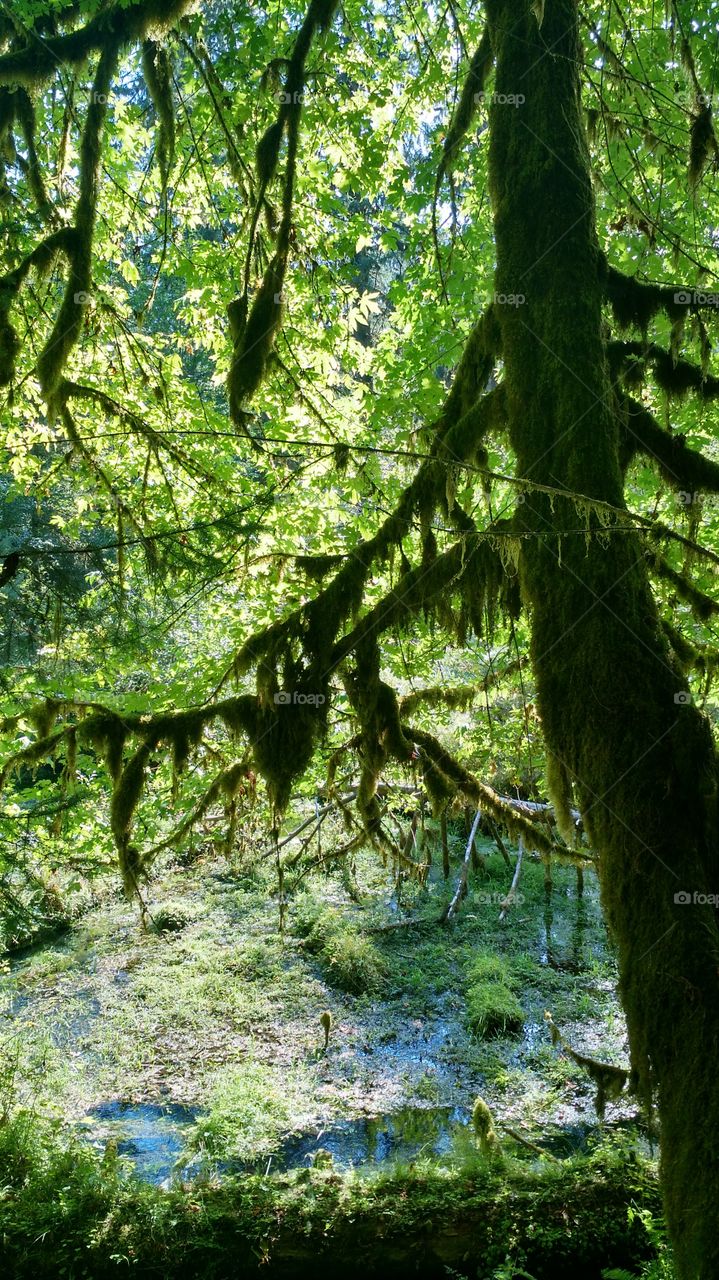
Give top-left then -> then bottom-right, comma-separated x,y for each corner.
3,3 -> 719,1272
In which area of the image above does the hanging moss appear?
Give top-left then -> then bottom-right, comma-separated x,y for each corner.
295,552 -> 346,580
37,43 -> 119,409
612,339 -> 719,401
399,684 -> 484,716
645,550 -> 719,622
603,263 -> 671,331
141,40 -> 175,191
688,101 -> 716,189
218,695 -> 258,740
110,740 -> 152,896
255,119 -> 285,186
227,253 -> 286,426
545,751 -> 576,847
28,697 -> 63,741
80,711 -> 128,783
0,0 -> 195,88
0,729 -> 65,793
62,727 -> 77,790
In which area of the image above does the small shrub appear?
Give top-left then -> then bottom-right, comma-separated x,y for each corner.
184,1061 -> 292,1165
291,895 -> 340,953
150,901 -> 197,933
467,982 -> 524,1037
292,894 -> 386,994
321,928 -> 387,995
466,950 -> 523,1038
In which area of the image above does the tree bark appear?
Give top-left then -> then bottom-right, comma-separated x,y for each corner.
483,3 -> 719,1276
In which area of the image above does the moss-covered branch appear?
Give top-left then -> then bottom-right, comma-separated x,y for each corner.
141,40 -> 175,192
610,339 -> 719,400
645,549 -> 719,622
35,45 -> 118,408
405,725 -> 592,865
0,228 -> 76,386
0,0 -> 193,86
620,394 -> 719,492
603,263 -> 719,330
398,663 -> 522,715
227,0 -> 341,429
438,30 -> 493,185
13,88 -> 55,221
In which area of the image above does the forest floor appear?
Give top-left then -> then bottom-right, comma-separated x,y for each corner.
0,823 -> 648,1184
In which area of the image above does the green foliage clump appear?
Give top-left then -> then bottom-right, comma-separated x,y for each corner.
184,1061 -> 292,1165
466,951 -> 523,1038
150,900 -> 197,933
293,896 -> 386,995
320,928 -> 387,996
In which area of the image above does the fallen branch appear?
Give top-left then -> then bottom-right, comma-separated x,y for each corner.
497,1122 -> 560,1163
440,808 -> 482,924
499,836 -> 524,921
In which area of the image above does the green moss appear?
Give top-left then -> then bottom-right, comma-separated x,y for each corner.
321,928 -> 387,995
467,979 -> 523,1038
141,40 -> 175,190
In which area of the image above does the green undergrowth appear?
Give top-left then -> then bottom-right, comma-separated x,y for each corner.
0,1109 -> 664,1279
182,1060 -> 305,1166
292,894 -> 388,995
465,952 -> 524,1037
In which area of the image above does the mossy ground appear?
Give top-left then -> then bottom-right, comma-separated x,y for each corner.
0,828 -> 640,1168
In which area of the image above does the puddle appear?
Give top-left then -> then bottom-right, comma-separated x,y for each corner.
80,1099 -> 643,1185
273,1104 -> 472,1171
85,1101 -> 199,1184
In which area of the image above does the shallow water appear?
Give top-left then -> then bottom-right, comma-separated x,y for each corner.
79,1096 -> 632,1185
85,1101 -> 199,1183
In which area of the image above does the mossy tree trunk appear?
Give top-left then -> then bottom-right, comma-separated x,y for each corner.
483,3 -> 719,1276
